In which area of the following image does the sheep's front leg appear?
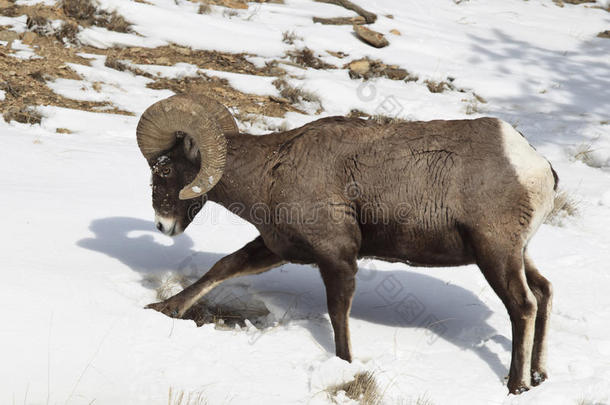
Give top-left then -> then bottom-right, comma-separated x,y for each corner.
146,236 -> 285,318
318,256 -> 358,362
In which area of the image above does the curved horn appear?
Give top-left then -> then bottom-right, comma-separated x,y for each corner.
136,94 -> 238,200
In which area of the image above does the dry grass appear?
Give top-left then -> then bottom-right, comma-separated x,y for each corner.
286,47 -> 335,70
575,398 -> 608,405
425,79 -> 452,93
62,0 -> 132,33
147,274 -> 270,328
369,114 -> 409,125
413,395 -> 435,405
545,188 -> 579,226
198,2 -> 212,14
464,98 -> 482,115
222,8 -> 239,18
0,35 -> 133,123
96,44 -> 278,76
272,78 -> 322,112
2,106 -> 43,125
327,371 -> 382,405
571,142 -> 596,166
168,388 -> 208,405
282,30 -> 301,45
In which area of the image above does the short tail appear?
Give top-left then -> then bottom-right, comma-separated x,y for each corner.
550,164 -> 559,191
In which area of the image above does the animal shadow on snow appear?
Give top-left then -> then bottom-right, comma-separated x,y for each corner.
78,216 -> 511,380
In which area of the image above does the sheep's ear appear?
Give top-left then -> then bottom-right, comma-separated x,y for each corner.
183,134 -> 200,162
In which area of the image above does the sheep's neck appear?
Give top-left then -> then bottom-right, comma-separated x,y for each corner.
207,132 -> 279,222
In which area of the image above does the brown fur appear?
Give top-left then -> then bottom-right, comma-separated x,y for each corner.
145,115 -> 557,394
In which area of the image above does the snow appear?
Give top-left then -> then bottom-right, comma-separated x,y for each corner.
0,15 -> 27,33
78,26 -> 167,49
1,0 -> 610,404
200,69 -> 281,97
10,39 -> 41,60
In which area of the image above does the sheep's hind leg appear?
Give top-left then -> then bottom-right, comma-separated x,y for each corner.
473,236 -> 537,394
317,254 -> 358,362
146,236 -> 285,318
524,250 -> 553,386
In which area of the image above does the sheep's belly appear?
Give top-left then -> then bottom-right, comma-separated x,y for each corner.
359,223 -> 475,267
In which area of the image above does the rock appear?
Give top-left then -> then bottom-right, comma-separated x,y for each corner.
353,25 -> 389,48
390,29 -> 401,36
597,30 -> 610,39
21,31 -> 37,45
313,16 -> 366,25
384,67 -> 408,80
0,30 -> 19,44
348,59 -> 371,76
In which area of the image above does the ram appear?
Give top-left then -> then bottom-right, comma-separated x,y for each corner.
138,94 -> 557,394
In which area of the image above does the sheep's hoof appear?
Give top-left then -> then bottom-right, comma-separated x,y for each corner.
507,381 -> 530,395
531,370 -> 548,386
145,300 -> 184,318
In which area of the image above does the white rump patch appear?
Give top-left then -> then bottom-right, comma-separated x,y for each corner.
499,120 -> 555,235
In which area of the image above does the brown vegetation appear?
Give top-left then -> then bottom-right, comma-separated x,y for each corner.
327,371 -> 382,405
286,47 -> 336,70
61,0 -> 132,33
272,78 -> 322,112
0,34 -> 132,124
545,189 -> 579,225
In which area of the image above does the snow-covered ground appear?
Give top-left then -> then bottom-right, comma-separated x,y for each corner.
1,0 -> 609,404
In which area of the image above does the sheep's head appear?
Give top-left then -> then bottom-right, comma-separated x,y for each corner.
136,94 -> 238,236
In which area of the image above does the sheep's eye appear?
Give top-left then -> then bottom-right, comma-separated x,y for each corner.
162,167 -> 171,176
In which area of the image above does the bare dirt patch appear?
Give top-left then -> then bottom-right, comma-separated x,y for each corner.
148,74 -> 302,118
91,44 -> 279,76
0,34 -> 132,124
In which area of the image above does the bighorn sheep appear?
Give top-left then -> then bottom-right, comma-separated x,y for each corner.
138,94 -> 557,394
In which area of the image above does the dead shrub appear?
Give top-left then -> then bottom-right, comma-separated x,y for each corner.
272,78 -> 322,112
571,142 -> 596,166
55,21 -> 80,44
3,106 -> 43,125
287,47 -> 335,70
62,0 -> 132,33
104,56 -> 128,71
98,10 -> 131,32
545,189 -> 579,225
369,114 -> 409,125
327,371 -> 382,405
198,2 -> 212,14
425,79 -> 452,93
282,30 -> 301,45
62,0 -> 97,21
26,14 -> 52,36
168,387 -> 208,405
